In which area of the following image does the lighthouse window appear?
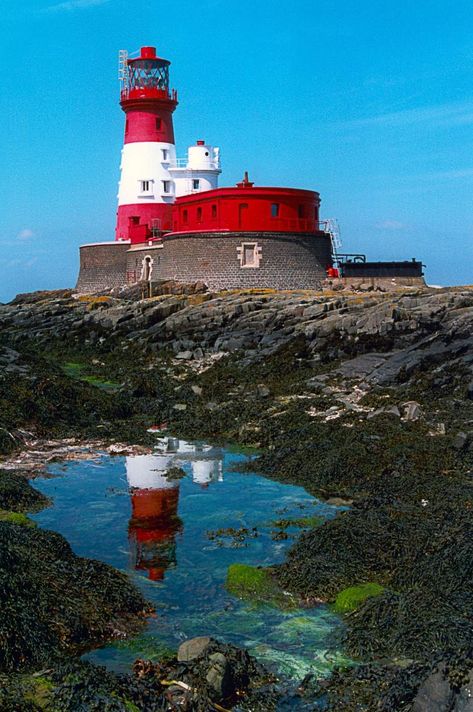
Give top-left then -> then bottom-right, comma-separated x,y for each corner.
211,204 -> 217,218
298,204 -> 305,218
193,179 -> 200,190
197,207 -> 203,222
162,149 -> 169,161
139,180 -> 151,193
271,203 -> 280,218
162,180 -> 170,193
183,209 -> 188,224
155,117 -> 162,130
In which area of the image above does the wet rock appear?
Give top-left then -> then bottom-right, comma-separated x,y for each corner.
402,400 -> 423,421
337,353 -> 387,378
412,664 -> 455,712
455,669 -> 473,711
173,403 -> 187,411
175,350 -> 193,360
256,384 -> 271,398
165,466 -> 186,480
177,636 -> 212,662
366,407 -> 386,420
453,431 -> 469,449
206,651 -> 234,697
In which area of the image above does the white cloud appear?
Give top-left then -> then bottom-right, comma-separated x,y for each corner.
344,100 -> 473,130
375,220 -> 406,231
0,257 -> 39,269
416,168 -> 473,181
17,228 -> 35,240
43,0 -> 110,12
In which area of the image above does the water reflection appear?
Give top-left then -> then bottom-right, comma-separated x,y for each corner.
126,439 -> 224,579
164,437 -> 224,487
34,442 -> 348,681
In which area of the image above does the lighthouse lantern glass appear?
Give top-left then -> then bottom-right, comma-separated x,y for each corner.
128,60 -> 169,92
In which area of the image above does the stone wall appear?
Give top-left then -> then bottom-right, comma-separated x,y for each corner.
158,231 -> 332,290
75,243 -> 129,294
126,244 -> 164,284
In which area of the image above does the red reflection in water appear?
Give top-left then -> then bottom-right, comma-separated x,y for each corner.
126,454 -> 182,581
128,486 -> 182,581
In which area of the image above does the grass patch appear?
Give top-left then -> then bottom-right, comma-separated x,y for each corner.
332,583 -> 385,614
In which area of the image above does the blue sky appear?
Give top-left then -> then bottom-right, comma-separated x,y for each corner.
1,0 -> 473,301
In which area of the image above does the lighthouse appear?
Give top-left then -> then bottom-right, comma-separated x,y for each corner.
116,46 -> 179,242
116,46 -> 221,244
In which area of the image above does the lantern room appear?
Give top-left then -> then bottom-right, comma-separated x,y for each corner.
119,46 -> 178,105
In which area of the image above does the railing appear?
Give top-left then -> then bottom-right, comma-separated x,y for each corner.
169,157 -> 221,170
120,87 -> 178,102
169,158 -> 188,168
335,253 -> 366,264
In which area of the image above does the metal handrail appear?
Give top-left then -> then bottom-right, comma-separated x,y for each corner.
169,158 -> 221,170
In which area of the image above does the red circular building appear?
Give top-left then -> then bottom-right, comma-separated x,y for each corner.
169,176 -> 320,235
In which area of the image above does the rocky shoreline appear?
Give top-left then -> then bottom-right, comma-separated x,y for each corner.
2,284 -> 473,710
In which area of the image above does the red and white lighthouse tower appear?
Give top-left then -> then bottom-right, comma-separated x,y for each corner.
116,46 -> 178,242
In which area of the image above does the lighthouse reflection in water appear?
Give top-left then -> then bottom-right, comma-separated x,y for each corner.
126,438 -> 223,581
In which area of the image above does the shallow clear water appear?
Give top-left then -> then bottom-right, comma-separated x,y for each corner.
31,437 -> 347,683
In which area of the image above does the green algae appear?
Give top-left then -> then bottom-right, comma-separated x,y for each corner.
63,361 -> 121,391
225,563 -> 295,609
271,515 -> 324,530
124,702 -> 140,712
25,676 -> 54,709
112,634 -> 176,662
0,510 -> 36,527
226,442 -> 263,456
332,583 -> 385,614
0,673 -> 53,711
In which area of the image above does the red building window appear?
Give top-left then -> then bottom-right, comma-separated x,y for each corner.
298,204 -> 305,218
183,209 -> 188,224
271,203 -> 279,218
211,204 -> 217,218
197,207 -> 202,222
156,117 -> 162,130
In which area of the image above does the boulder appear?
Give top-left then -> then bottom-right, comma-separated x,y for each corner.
177,636 -> 212,662
175,350 -> 193,360
402,401 -> 423,421
205,651 -> 234,698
